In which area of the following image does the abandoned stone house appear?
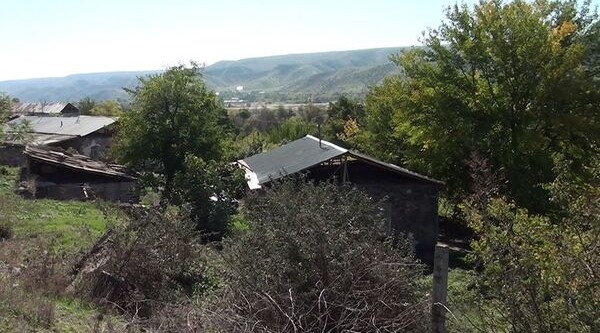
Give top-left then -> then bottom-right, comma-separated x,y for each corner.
21,146 -> 138,203
238,135 -> 443,252
1,114 -> 116,166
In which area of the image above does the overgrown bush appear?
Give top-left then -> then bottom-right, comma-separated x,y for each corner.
172,155 -> 247,240
77,207 -> 210,324
458,156 -> 600,332
0,276 -> 56,330
204,180 -> 429,332
0,182 -> 15,241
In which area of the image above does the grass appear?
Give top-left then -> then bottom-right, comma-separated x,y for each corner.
418,269 -> 507,333
1,166 -> 113,254
0,166 -> 126,332
12,199 -> 109,253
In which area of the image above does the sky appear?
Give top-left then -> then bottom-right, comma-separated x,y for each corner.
0,0 -> 594,81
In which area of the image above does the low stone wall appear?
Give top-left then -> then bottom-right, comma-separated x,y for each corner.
34,181 -> 139,203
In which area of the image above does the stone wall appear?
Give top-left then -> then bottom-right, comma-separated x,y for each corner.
34,181 -> 138,203
52,133 -> 112,160
357,182 -> 440,251
0,144 -> 25,166
307,161 -> 442,252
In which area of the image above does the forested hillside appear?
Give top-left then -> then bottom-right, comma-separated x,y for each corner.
0,47 -> 402,102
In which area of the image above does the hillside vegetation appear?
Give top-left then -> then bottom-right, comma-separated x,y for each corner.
1,0 -> 598,332
0,47 -> 402,102
0,167 -> 125,332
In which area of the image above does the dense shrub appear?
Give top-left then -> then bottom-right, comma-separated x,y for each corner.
172,155 -> 247,240
459,157 -> 600,332
204,180 -> 429,332
77,207 -> 210,322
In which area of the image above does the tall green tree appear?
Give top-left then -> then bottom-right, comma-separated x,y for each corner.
0,93 -> 13,142
459,155 -> 600,332
76,97 -> 96,115
86,100 -> 123,117
324,96 -> 366,147
365,0 -> 600,212
112,63 -> 230,198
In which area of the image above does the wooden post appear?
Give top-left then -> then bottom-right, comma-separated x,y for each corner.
432,244 -> 449,333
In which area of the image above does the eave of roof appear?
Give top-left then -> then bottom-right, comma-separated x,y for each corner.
239,135 -> 443,188
346,150 -> 444,185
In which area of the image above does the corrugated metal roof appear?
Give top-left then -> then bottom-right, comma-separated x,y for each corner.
239,135 -> 443,188
6,115 -> 115,137
240,135 -> 347,187
11,102 -> 75,115
24,146 -> 135,180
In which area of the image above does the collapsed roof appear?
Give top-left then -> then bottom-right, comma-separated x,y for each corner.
238,135 -> 443,189
24,146 -> 135,180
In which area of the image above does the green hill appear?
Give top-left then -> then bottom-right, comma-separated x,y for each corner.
0,47 -> 406,102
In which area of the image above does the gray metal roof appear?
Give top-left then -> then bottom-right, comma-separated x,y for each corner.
11,102 -> 77,115
240,135 -> 347,188
6,115 -> 115,137
239,135 -> 443,189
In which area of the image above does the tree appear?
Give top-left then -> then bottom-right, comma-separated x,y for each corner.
77,97 -> 96,115
6,119 -> 33,144
112,63 -> 230,198
459,154 -> 600,332
365,0 -> 600,212
172,155 -> 246,239
86,100 -> 123,117
0,93 -> 13,142
324,95 -> 366,147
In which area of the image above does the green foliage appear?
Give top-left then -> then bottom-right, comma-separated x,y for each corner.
365,0 -> 600,211
324,95 -> 366,147
230,110 -> 319,159
461,155 -> 600,332
172,155 -> 246,239
0,93 -> 13,141
112,63 -> 230,198
84,100 -> 123,116
5,119 -> 33,144
0,167 -> 112,254
228,131 -> 270,160
206,180 -> 428,332
0,167 -> 127,332
76,97 -> 96,115
266,117 -> 316,144
232,107 -> 295,136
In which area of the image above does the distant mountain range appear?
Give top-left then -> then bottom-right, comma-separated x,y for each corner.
0,47 -> 406,103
